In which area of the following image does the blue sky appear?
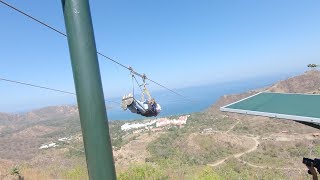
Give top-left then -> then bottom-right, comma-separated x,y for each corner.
1,0 -> 320,112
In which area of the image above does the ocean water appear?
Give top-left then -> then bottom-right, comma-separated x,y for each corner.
106,75 -> 283,121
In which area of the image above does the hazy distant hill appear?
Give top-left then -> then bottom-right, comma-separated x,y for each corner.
268,70 -> 320,93
0,105 -> 78,122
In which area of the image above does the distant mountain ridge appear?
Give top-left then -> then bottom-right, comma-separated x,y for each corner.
268,70 -> 320,93
0,105 -> 78,125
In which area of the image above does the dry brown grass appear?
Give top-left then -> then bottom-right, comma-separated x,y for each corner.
114,132 -> 162,169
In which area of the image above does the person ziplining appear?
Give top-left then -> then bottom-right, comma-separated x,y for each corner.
121,69 -> 161,117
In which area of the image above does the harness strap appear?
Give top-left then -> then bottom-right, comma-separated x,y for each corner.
142,74 -> 152,101
129,67 -> 152,102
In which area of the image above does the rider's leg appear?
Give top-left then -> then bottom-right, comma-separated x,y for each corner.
132,99 -> 147,114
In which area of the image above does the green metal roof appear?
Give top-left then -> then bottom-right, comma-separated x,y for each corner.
220,92 -> 320,125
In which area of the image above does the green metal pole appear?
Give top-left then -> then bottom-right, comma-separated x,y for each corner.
61,0 -> 116,179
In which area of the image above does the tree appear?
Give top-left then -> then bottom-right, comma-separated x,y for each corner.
307,64 -> 318,68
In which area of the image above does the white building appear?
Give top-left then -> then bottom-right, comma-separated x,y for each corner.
39,142 -> 59,149
156,115 -> 190,127
58,137 -> 72,142
120,120 -> 157,131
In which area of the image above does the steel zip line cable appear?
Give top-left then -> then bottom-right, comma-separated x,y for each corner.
0,77 -> 119,105
0,0 -> 193,102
